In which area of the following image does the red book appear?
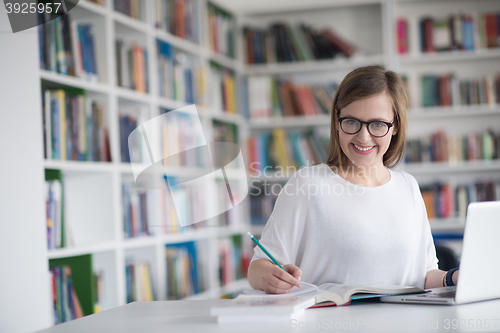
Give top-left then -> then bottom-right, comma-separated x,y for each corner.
176,0 -> 185,39
424,18 -> 435,52
397,18 -> 408,54
484,13 -> 498,48
321,29 -> 356,57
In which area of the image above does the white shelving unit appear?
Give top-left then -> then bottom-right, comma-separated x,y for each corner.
40,0 -> 251,316
239,0 -> 500,234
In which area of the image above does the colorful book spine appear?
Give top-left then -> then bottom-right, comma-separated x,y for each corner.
247,128 -> 330,173
247,76 -> 338,119
209,62 -> 237,114
115,39 -> 148,93
43,89 -> 111,162
207,2 -> 235,59
165,241 -> 205,299
218,235 -> 248,286
398,11 -> 500,54
125,261 -> 155,302
243,22 -> 356,64
155,0 -> 199,43
114,0 -> 143,21
405,129 -> 500,164
419,73 -> 500,108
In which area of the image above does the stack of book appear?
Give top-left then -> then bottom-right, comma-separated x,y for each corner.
42,89 -> 111,162
218,236 -> 247,287
247,129 -> 330,173
155,0 -> 199,43
405,129 -> 500,164
157,41 -> 202,104
248,77 -> 337,118
49,266 -> 84,324
207,2 -> 235,58
114,0 -> 143,21
160,109 -> 207,168
165,241 -> 206,299
396,11 -> 500,54
115,40 -> 149,93
421,180 -> 500,221
420,73 -> 499,107
125,261 -> 155,302
38,14 -> 99,81
243,23 -> 356,64
209,63 -> 237,114
249,187 -> 279,226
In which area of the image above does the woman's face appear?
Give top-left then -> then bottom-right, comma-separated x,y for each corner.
337,91 -> 396,170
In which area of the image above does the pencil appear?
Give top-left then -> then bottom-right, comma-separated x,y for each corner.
247,232 -> 285,270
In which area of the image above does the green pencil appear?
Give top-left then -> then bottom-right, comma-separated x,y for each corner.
247,232 -> 285,271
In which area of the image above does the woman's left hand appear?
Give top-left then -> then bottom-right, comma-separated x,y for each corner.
452,269 -> 459,285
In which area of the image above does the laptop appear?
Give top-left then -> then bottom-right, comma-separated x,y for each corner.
381,201 -> 500,305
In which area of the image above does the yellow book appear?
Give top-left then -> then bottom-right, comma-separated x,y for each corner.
142,263 -> 154,301
272,129 -> 291,168
226,74 -> 236,114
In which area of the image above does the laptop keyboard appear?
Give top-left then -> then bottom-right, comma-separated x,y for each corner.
419,290 -> 456,298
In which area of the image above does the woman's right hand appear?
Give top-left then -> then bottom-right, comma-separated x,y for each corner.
259,263 -> 302,294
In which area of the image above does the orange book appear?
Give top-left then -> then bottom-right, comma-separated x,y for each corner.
176,0 -> 185,39
134,46 -> 145,92
422,190 -> 436,219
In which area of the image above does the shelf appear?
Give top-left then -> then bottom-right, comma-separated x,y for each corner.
43,160 -> 115,173
47,241 -> 117,259
430,219 -> 465,232
155,29 -> 204,56
409,105 -> 500,120
399,49 -> 500,65
116,87 -> 151,104
207,50 -> 241,71
112,11 -> 150,34
40,70 -> 109,93
119,163 -> 213,178
248,114 -> 331,129
122,236 -> 160,249
400,160 -> 500,175
244,54 -> 385,75
206,108 -> 246,125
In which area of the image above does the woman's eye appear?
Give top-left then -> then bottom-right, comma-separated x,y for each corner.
346,119 -> 358,126
372,122 -> 385,128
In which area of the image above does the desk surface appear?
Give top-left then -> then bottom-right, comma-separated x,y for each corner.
37,298 -> 500,333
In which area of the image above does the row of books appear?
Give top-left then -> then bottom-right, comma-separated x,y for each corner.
397,12 -> 500,54
249,188 -> 278,226
43,89 -> 111,162
38,14 -> 99,81
247,129 -> 330,173
114,0 -> 143,21
207,2 -> 235,59
115,40 -> 149,93
209,63 -> 237,114
155,0 -> 200,43
248,77 -> 337,118
50,266 -> 84,324
122,181 -> 181,238
160,109 -> 207,167
405,129 -> 500,164
422,180 -> 499,220
218,236 -> 248,286
125,262 -> 155,302
420,73 -> 500,107
45,169 -> 73,250
243,23 -> 356,65
157,41 -> 203,105
166,242 -> 206,299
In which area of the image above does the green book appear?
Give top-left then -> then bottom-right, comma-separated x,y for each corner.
49,254 -> 95,316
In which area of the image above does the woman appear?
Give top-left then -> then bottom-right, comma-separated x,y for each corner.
247,65 -> 459,294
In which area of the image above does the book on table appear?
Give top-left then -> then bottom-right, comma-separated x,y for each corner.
210,282 -> 425,323
242,281 -> 425,307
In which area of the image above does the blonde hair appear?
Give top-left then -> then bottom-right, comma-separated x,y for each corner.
325,65 -> 408,169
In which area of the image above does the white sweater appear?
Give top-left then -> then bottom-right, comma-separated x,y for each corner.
252,163 -> 438,289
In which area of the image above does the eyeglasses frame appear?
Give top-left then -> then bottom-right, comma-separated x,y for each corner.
337,116 -> 395,138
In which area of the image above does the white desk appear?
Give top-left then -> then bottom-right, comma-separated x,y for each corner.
36,298 -> 500,333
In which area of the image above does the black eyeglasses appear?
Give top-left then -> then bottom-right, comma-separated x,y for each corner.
338,117 -> 394,138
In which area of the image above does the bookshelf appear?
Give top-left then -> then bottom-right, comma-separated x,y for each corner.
36,0 -> 251,325
239,0 -> 500,235
2,0 -> 499,330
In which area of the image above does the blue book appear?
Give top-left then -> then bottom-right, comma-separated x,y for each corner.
51,98 -> 60,160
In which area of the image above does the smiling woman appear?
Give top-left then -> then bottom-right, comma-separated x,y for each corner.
247,65 -> 460,295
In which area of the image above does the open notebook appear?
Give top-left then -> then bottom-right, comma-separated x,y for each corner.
243,281 -> 425,306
